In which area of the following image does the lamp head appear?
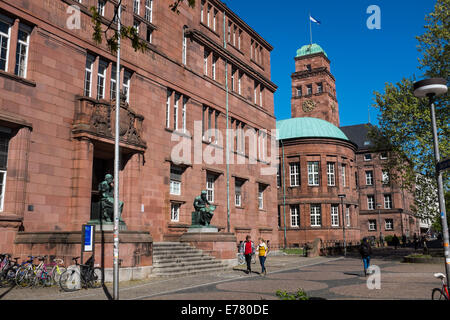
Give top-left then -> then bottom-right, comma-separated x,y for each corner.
413,78 -> 448,98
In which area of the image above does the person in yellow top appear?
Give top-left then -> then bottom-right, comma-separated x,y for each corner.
256,238 -> 268,276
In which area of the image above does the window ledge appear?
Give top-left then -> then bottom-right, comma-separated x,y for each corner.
0,70 -> 36,87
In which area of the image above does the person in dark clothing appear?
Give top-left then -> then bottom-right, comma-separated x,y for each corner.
392,234 -> 400,250
402,234 -> 407,247
239,235 -> 255,274
360,238 -> 373,277
413,233 -> 418,251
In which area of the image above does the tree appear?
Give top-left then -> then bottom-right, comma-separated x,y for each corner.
90,0 -> 196,53
368,0 -> 449,223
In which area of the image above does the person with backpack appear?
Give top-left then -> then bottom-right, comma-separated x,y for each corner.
239,235 -> 255,274
360,237 -> 372,276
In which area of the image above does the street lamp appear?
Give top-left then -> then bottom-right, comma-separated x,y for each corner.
377,204 -> 382,247
338,194 -> 346,256
413,77 -> 448,288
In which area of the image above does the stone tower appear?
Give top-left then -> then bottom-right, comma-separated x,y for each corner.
291,44 -> 339,127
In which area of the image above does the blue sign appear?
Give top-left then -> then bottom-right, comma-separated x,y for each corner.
84,225 -> 94,252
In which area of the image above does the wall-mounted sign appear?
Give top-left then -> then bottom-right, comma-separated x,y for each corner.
83,224 -> 95,252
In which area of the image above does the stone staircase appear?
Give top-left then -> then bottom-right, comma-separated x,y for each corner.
151,242 -> 231,277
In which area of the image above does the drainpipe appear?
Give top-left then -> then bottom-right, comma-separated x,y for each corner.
281,139 -> 287,249
223,12 -> 230,233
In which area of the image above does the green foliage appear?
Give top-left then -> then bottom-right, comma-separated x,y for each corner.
369,0 -> 449,223
384,235 -> 394,243
276,289 -> 309,300
281,248 -> 304,255
90,0 -> 196,53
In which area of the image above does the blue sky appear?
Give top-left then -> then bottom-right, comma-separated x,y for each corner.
223,0 -> 436,127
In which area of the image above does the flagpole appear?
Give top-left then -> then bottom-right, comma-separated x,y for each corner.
309,12 -> 312,45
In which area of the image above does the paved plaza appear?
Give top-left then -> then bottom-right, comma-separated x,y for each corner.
0,250 -> 446,301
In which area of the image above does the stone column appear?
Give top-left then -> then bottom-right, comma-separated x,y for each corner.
69,138 -> 94,229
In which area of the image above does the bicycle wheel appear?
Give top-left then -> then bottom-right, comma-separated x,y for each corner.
89,267 -> 103,288
432,288 -> 448,300
15,267 -> 32,288
59,269 -> 81,292
51,265 -> 66,285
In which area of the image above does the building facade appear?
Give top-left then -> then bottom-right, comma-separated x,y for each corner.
0,0 -> 279,269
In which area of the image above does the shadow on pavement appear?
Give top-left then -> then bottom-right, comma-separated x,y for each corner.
0,284 -> 16,299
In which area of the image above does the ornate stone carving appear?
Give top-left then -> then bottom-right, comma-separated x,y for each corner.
73,93 -> 146,151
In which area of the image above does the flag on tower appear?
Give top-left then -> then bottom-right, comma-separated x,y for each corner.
310,15 -> 321,25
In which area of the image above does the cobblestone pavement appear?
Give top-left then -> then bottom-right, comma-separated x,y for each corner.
0,253 -> 445,300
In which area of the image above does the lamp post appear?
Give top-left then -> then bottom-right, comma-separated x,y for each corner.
413,77 -> 448,288
338,194 -> 346,256
377,204 -> 382,247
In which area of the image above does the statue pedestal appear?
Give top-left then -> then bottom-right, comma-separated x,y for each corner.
180,231 -> 237,267
87,220 -> 127,231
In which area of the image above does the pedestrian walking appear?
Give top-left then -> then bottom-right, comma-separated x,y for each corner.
392,234 -> 400,250
240,235 -> 255,274
413,233 -> 418,251
256,238 -> 268,276
402,234 -> 407,248
359,238 -> 372,277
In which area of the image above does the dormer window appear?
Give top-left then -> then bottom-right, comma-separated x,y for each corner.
306,64 -> 311,72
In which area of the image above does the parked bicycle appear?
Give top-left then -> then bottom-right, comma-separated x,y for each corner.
49,258 -> 66,285
0,254 -> 20,287
59,256 -> 102,292
432,273 -> 449,300
15,256 -> 38,288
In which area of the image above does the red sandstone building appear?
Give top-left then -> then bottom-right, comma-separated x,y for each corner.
0,0 -> 279,277
277,44 -> 417,247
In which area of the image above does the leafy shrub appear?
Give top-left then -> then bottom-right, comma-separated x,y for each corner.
276,288 -> 309,300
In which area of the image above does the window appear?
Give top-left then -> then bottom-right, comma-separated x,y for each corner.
96,60 -> 107,100
367,195 -> 375,210
213,9 -> 217,32
212,54 -> 217,80
15,28 -> 29,78
306,64 -> 311,72
254,83 -> 257,104
307,161 -> 319,186
200,0 -> 205,23
296,87 -> 302,97
182,96 -> 188,133
364,153 -> 372,161
165,89 -> 172,128
182,27 -> 187,65
0,20 -> 10,72
133,20 -> 140,35
368,220 -> 377,231
317,82 -> 323,94
170,203 -> 180,222
258,130 -> 266,160
355,172 -> 358,187
258,184 -> 265,210
170,165 -> 183,195
214,111 -> 219,144
238,72 -> 242,95
384,194 -> 392,209
173,93 -> 180,130
97,0 -> 105,16
123,70 -> 131,102
204,49 -> 209,76
310,204 -> 321,227
231,66 -> 236,91
289,162 -> 300,187
206,173 -> 215,203
133,0 -> 140,14
0,131 -> 10,212
346,205 -> 350,227
382,170 -> 389,185
146,28 -> 153,43
290,205 -> 299,227
235,179 -> 243,207
385,219 -> 394,230
331,204 -> 339,227
365,171 -> 373,185
341,164 -> 346,187
259,86 -> 263,107
145,0 -> 153,22
84,54 -> 95,97
207,4 -> 211,28
380,152 -> 388,159
327,162 -> 335,186
110,64 -> 117,100
306,84 -> 312,95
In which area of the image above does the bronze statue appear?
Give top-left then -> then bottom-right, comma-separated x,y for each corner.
193,190 -> 216,226
99,174 -> 124,222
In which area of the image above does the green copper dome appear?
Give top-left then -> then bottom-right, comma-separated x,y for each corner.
276,117 -> 349,141
296,43 -> 328,58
